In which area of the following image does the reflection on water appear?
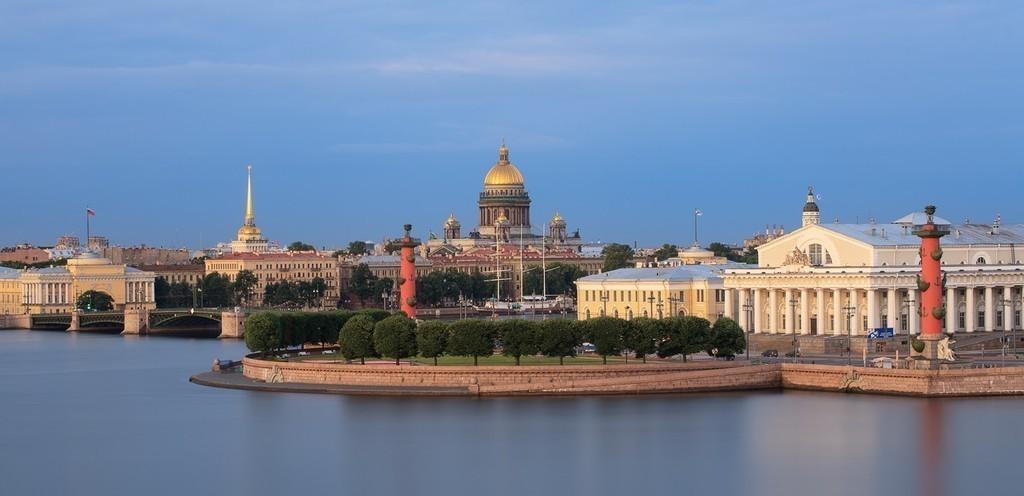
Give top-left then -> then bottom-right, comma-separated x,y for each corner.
0,330 -> 1021,496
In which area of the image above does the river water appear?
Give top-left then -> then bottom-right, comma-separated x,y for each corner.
0,329 -> 1021,496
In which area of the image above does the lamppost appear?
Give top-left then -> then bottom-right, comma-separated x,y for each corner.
313,288 -> 321,311
742,301 -> 753,360
789,297 -> 799,360
843,304 -> 856,366
668,295 -> 681,317
647,295 -> 655,318
382,291 -> 389,311
901,297 -> 916,336
599,291 -> 609,317
656,301 -> 664,320
625,306 -> 631,321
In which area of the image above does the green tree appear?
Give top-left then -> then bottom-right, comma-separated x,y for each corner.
373,315 -> 418,365
626,317 -> 663,363
201,272 -> 233,307
244,312 -> 281,357
287,241 -> 316,252
522,263 -> 587,297
372,277 -> 394,305
448,319 -> 496,365
308,276 -> 327,307
349,263 -> 377,303
537,318 -> 581,365
585,316 -> 627,364
706,317 -> 746,358
76,290 -> 113,311
498,319 -> 539,365
170,282 -> 193,307
601,243 -> 634,272
652,244 -> 678,261
154,277 -> 171,308
657,316 -> 711,362
347,240 -> 369,256
338,314 -> 377,364
233,270 -> 258,306
416,320 -> 449,365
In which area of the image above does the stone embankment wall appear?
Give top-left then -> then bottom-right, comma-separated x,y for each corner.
241,355 -> 1024,397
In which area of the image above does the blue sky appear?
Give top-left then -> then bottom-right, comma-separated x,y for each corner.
2,1 -> 1022,249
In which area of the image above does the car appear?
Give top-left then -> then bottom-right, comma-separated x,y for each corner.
762,349 -> 778,358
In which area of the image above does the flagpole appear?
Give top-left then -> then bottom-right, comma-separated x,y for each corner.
86,207 -> 90,251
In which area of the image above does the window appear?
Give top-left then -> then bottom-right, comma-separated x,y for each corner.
978,311 -> 985,327
977,257 -> 987,264
808,244 -> 823,266
697,290 -> 705,303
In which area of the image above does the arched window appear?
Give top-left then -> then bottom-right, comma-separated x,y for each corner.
808,244 -> 823,266
976,257 -> 987,265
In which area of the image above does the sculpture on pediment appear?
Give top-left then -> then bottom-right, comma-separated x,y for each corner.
782,247 -> 810,267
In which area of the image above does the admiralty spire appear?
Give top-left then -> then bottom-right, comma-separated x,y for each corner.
229,165 -> 271,253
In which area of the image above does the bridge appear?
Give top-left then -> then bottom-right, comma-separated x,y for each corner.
18,308 -> 246,338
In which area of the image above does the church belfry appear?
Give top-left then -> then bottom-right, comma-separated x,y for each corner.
802,186 -> 820,227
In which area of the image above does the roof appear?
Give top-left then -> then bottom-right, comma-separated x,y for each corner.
578,263 -> 754,283
136,264 -> 205,272
32,266 -> 70,275
212,251 -> 333,261
357,255 -> 432,266
0,267 -> 20,279
821,222 -> 1024,247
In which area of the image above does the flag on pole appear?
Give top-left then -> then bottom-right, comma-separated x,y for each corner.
86,208 -> 96,216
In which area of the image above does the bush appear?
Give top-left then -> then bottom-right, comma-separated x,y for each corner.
497,319 -> 539,366
359,308 -> 392,322
448,319 -> 497,366
373,315 -> 418,365
338,314 -> 377,364
416,320 -> 450,365
244,312 -> 281,356
537,318 -> 581,365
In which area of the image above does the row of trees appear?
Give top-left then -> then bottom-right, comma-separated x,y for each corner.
262,277 -> 327,308
245,311 -> 746,366
244,309 -> 391,354
154,272 -> 249,308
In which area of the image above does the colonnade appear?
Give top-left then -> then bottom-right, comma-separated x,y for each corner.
721,285 -> 1024,335
23,282 -> 71,305
125,281 -> 154,304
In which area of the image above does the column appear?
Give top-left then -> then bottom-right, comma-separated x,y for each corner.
965,287 -> 976,333
908,288 -> 919,335
851,290 -> 862,336
738,289 -> 749,331
886,288 -> 897,332
1003,287 -> 1013,331
724,289 -> 734,321
866,289 -> 879,332
753,289 -> 763,333
769,289 -> 779,334
815,288 -> 825,334
800,288 -> 811,335
832,288 -> 843,336
944,286 -> 955,333
984,286 -> 995,332
783,288 -> 794,333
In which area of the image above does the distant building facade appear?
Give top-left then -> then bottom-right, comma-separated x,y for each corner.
137,263 -> 205,286
205,252 -> 339,305
228,165 -> 272,254
16,252 -> 156,314
0,245 -> 50,265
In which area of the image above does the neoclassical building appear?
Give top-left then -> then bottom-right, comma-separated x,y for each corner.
722,190 -> 1024,336
205,251 -> 340,305
14,252 -> 156,314
575,264 -> 746,321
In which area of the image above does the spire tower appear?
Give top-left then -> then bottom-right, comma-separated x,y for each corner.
244,164 -> 255,226
802,186 -> 820,227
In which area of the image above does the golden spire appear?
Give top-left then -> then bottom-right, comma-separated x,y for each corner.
244,164 -> 255,226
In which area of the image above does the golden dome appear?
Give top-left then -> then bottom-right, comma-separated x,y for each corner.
483,143 -> 525,187
237,225 -> 262,238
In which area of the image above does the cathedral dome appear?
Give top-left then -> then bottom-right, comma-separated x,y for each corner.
483,143 -> 525,187
237,225 -> 262,238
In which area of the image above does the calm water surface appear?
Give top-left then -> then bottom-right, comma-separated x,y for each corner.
1,329 -> 1021,496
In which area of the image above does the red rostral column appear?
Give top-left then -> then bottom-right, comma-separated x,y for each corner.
913,205 -> 948,350
398,224 -> 419,319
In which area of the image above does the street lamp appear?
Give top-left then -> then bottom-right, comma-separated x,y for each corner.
655,301 -> 664,319
901,297 -> 916,336
382,291 -> 389,311
668,295 -> 681,317
1002,298 -> 1013,358
647,295 -> 656,318
789,297 -> 799,361
742,302 -> 753,360
843,304 -> 856,366
599,291 -> 609,317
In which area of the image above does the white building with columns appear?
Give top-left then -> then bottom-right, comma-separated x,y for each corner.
721,190 -> 1024,336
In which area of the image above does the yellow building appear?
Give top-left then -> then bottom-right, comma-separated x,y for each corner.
205,252 -> 340,305
0,267 -> 21,315
575,265 -> 741,321
16,252 -> 155,314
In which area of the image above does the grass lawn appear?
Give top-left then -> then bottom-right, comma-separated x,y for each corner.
290,352 -> 663,366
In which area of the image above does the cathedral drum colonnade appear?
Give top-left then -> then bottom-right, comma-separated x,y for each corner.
722,188 -> 1024,335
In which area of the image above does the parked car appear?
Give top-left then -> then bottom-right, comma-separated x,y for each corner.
761,349 -> 778,358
